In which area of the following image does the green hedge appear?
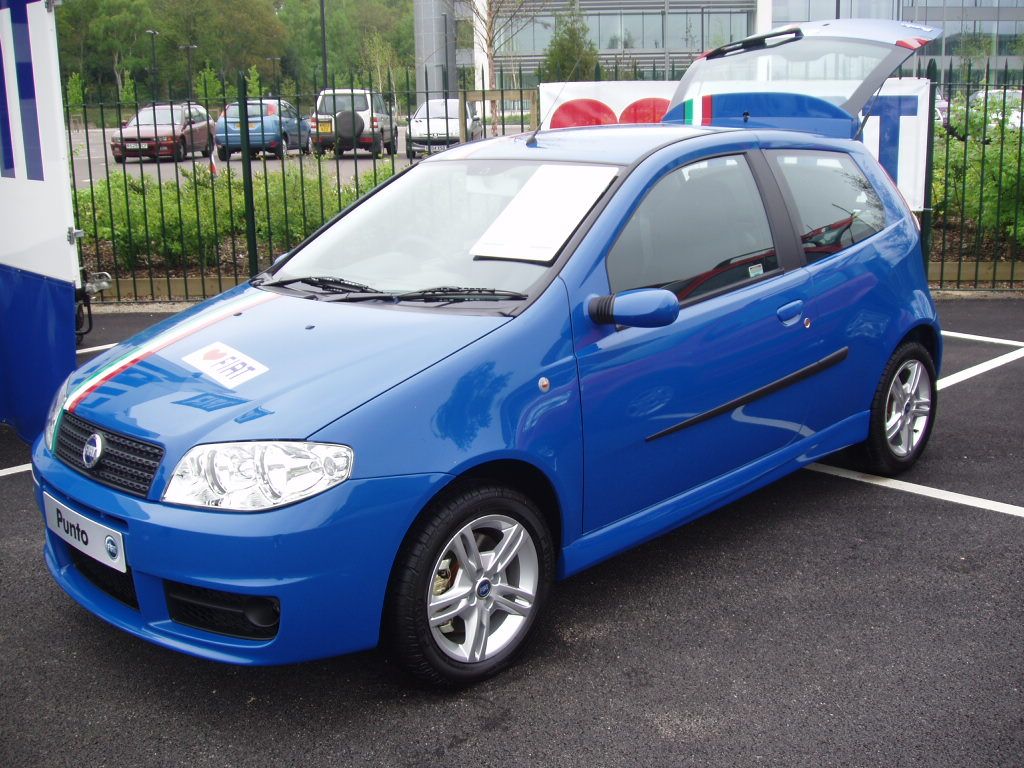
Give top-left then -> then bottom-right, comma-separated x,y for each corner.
73,161 -> 396,271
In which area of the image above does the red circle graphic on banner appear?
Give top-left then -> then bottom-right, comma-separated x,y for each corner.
618,98 -> 670,124
550,99 -> 618,129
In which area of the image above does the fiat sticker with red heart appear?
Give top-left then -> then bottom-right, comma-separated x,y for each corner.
182,343 -> 269,389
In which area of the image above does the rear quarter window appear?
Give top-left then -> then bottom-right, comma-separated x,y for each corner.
769,151 -> 887,263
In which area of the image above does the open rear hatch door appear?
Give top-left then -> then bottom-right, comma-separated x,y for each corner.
663,19 -> 941,138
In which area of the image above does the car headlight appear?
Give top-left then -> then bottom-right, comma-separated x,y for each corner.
44,375 -> 72,452
163,441 -> 354,511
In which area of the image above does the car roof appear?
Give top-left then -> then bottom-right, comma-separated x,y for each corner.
428,124 -> 726,166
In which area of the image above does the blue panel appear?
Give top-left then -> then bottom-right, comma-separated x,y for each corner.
1,0 -> 44,180
665,93 -> 858,140
863,95 -> 919,183
0,262 -> 76,441
0,34 -> 14,177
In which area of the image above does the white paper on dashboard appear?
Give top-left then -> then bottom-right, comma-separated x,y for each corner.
471,164 -> 618,262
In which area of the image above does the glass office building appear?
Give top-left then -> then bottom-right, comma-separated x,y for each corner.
450,0 -> 1023,82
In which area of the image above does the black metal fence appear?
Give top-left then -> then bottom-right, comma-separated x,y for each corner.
927,61 -> 1024,290
66,63 -> 1024,302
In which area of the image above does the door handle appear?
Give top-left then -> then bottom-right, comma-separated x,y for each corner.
776,300 -> 804,326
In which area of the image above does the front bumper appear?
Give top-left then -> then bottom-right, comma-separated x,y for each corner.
33,438 -> 448,665
408,135 -> 460,155
111,139 -> 177,159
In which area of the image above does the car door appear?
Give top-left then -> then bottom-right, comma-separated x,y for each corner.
762,146 -> 905,436
573,148 -> 833,533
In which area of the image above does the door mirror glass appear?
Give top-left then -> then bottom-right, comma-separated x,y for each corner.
589,288 -> 680,328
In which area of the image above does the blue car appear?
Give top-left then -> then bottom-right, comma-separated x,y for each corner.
214,98 -> 311,160
34,21 -> 942,685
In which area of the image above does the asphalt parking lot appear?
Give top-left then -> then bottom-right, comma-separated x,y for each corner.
1,298 -> 1021,767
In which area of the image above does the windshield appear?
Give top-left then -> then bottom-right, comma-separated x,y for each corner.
268,160 -> 618,295
317,93 -> 369,114
129,107 -> 182,126
225,102 -> 277,118
414,99 -> 463,119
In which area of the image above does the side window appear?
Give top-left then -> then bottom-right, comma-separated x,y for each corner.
770,151 -> 887,263
373,94 -> 386,113
607,154 -> 778,301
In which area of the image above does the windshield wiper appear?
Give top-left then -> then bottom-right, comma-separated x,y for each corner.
395,286 -> 529,302
255,275 -> 381,294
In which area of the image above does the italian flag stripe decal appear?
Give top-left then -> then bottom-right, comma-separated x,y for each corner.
63,291 -> 277,414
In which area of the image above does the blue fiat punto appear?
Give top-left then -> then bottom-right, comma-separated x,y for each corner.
34,21 -> 942,684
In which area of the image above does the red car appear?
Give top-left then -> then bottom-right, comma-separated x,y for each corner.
111,103 -> 214,163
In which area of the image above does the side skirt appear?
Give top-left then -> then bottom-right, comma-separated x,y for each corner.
558,411 -> 869,578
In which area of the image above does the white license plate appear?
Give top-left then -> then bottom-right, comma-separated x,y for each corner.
44,493 -> 127,573
125,142 -> 142,149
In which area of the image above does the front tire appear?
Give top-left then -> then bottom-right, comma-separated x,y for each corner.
385,483 -> 554,686
216,146 -> 229,162
201,134 -> 213,158
861,340 -> 937,475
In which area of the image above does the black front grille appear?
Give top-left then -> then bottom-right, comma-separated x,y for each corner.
68,546 -> 139,609
56,411 -> 164,497
165,581 -> 280,640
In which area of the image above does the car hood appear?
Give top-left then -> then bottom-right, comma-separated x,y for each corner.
64,286 -> 507,451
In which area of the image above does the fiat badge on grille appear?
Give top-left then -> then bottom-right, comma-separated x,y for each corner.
82,433 -> 105,469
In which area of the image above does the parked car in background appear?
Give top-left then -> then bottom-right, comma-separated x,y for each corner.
406,98 -> 484,159
969,89 -> 1023,130
214,99 -> 311,160
110,103 -> 214,163
309,89 -> 396,157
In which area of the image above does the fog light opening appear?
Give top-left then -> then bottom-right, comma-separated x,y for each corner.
244,597 -> 280,629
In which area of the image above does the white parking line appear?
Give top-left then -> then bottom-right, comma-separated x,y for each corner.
77,343 -> 116,355
808,463 -> 1024,519
0,463 -> 31,478
937,346 -> 1024,390
941,330 -> 1024,347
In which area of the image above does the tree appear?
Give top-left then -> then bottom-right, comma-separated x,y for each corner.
66,72 -> 86,112
363,30 -> 399,92
463,0 -> 552,133
245,64 -> 262,98
539,2 -> 597,83
88,0 -> 152,93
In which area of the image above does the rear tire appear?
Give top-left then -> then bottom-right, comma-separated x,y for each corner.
275,135 -> 287,159
388,134 -> 398,155
216,146 -> 229,162
860,341 -> 937,475
384,483 -> 554,686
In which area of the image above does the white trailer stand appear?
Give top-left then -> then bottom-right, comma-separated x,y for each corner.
0,0 -> 79,441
